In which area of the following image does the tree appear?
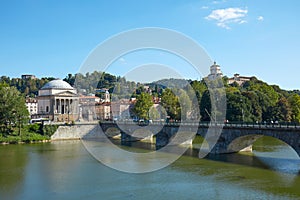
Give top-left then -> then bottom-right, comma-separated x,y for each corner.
178,89 -> 192,120
0,85 -> 29,134
226,92 -> 253,122
267,97 -> 292,122
288,94 -> 300,123
148,106 -> 161,120
242,91 -> 262,122
132,93 -> 154,120
199,90 -> 210,121
161,89 -> 181,120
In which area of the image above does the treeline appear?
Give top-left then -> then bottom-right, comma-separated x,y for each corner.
1,71 -> 300,123
196,77 -> 300,123
130,76 -> 300,123
63,71 -> 138,98
0,76 -> 55,97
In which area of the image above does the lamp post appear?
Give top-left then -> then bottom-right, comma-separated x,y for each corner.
240,99 -> 244,123
18,113 -> 21,136
242,108 -> 244,122
12,110 -> 21,136
68,110 -> 70,123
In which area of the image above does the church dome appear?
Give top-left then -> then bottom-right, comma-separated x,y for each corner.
41,79 -> 74,90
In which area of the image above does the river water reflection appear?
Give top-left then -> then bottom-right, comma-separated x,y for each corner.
0,137 -> 300,200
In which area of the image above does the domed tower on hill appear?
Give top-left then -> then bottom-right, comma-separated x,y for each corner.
207,61 -> 223,81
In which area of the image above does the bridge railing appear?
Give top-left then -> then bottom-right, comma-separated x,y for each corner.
99,120 -> 300,129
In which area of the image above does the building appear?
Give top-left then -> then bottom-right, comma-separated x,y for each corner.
96,102 -> 111,120
21,74 -> 36,80
96,89 -> 111,103
79,95 -> 101,121
207,62 -> 223,81
79,95 -> 101,104
111,99 -> 132,120
228,73 -> 253,86
37,79 -> 79,122
25,97 -> 38,117
103,90 -> 110,103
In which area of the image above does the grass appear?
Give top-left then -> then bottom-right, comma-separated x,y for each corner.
0,124 -> 58,144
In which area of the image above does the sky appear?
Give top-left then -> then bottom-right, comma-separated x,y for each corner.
0,0 -> 300,90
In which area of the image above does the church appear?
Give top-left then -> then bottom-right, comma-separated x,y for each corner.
37,79 -> 79,122
207,61 -> 223,81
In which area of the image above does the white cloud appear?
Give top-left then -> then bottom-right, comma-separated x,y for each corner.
212,0 -> 227,4
119,57 -> 126,64
257,16 -> 264,21
201,6 -> 209,9
205,7 -> 248,29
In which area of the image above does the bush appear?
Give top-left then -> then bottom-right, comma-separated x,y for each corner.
21,132 -> 49,142
0,124 -> 58,144
27,123 -> 41,133
42,125 -> 59,136
0,135 -> 21,144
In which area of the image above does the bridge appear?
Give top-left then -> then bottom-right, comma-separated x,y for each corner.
99,121 -> 300,157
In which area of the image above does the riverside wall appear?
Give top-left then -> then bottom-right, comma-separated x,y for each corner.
51,124 -> 100,140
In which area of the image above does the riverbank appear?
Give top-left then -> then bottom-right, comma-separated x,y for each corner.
0,124 -> 58,145
0,134 -> 50,145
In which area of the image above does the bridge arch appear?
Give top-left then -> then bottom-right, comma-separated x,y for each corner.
104,127 -> 121,138
192,135 -> 210,151
227,134 -> 300,157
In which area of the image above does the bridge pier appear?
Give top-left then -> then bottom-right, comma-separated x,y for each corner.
121,132 -> 154,142
156,130 -> 169,148
240,145 -> 253,152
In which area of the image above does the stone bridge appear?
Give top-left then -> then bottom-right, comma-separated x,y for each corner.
99,121 -> 300,157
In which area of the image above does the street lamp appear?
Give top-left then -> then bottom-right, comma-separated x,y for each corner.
12,110 -> 21,136
240,99 -> 244,123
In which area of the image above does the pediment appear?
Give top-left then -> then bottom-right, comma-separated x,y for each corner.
55,91 -> 78,97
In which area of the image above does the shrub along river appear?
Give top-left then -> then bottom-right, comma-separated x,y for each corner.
0,136 -> 300,200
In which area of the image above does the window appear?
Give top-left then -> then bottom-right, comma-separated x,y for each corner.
46,106 -> 49,113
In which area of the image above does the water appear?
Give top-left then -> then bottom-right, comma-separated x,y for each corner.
0,137 -> 300,200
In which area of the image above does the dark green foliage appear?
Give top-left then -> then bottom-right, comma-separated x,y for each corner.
42,125 -> 59,136
0,85 -> 29,134
27,123 -> 41,133
0,76 -> 54,97
132,93 -> 154,120
0,124 -> 52,144
161,89 -> 181,120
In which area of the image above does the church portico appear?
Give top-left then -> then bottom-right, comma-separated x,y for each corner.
37,79 -> 79,122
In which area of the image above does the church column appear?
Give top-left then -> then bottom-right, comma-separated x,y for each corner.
70,99 -> 73,114
59,99 -> 62,114
62,99 -> 65,114
52,98 -> 56,114
66,99 -> 69,114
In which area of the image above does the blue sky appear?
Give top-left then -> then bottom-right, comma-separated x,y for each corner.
0,0 -> 299,90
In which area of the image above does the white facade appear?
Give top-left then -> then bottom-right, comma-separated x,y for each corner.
111,100 -> 131,119
104,91 -> 110,102
228,74 -> 252,86
37,79 -> 79,122
207,62 -> 223,81
25,98 -> 38,116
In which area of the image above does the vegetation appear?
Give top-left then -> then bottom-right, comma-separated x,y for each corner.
0,84 -> 29,134
132,76 -> 300,123
0,83 -> 59,144
2,71 -> 300,125
0,123 -> 58,144
0,76 -> 55,97
64,71 -> 137,98
132,93 -> 154,120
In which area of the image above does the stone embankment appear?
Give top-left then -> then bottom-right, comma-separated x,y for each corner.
51,123 -> 102,140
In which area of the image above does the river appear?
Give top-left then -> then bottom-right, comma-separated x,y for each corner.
0,136 -> 300,200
